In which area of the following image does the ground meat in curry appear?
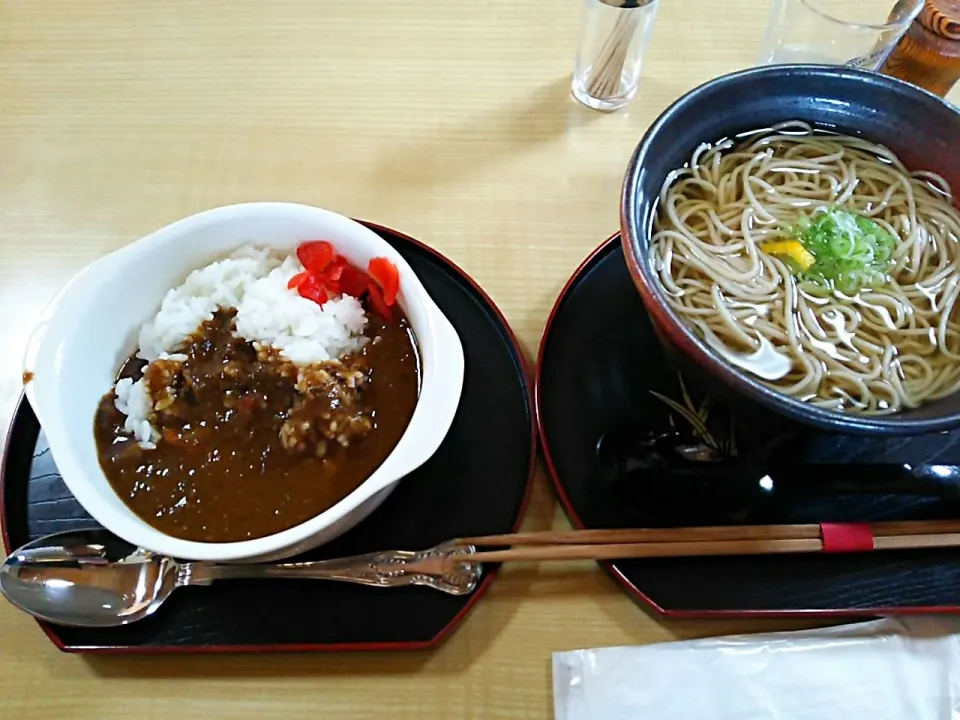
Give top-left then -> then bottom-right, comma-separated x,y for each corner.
94,308 -> 419,543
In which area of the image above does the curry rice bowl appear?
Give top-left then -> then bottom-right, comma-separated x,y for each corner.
94,238 -> 420,544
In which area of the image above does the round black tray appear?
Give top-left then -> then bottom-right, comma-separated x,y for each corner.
537,234 -> 960,618
1,221 -> 536,652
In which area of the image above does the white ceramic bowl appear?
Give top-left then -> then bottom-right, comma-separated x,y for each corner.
22,202 -> 465,562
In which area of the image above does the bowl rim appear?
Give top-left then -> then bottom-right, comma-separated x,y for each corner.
620,63 -> 960,435
22,202 -> 465,560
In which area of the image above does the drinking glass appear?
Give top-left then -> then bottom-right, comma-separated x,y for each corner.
757,0 -> 924,69
571,0 -> 661,111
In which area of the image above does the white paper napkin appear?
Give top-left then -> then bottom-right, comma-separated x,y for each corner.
553,618 -> 960,720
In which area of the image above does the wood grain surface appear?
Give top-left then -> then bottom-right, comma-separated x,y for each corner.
0,2 -> 956,717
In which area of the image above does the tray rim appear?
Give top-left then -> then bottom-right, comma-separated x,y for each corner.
535,232 -> 960,619
0,218 -> 538,653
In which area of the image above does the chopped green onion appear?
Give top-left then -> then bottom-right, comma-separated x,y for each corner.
787,207 -> 896,294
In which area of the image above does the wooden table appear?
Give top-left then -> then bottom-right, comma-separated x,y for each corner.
1,2 -> 956,717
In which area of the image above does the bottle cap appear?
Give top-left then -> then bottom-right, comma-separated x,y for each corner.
917,0 -> 960,39
881,0 -> 960,97
596,0 -> 656,8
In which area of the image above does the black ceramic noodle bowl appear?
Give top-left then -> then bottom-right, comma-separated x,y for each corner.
621,64 -> 960,436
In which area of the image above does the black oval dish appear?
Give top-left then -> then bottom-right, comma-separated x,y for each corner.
537,235 -> 960,618
1,221 -> 536,653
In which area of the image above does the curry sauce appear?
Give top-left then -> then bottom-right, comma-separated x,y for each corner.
94,309 -> 419,543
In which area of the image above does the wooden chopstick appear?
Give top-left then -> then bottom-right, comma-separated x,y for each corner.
468,534 -> 960,563
456,520 -> 960,548
873,533 -> 960,550
456,526 -> 820,546
471,539 -> 822,563
452,521 -> 960,564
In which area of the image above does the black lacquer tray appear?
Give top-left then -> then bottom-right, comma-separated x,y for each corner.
0,221 -> 536,652
537,235 -> 960,618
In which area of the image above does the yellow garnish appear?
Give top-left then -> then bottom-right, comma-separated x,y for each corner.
761,240 -> 816,271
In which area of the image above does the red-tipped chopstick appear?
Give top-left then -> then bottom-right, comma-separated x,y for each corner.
453,520 -> 960,563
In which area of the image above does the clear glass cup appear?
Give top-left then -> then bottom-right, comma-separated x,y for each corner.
757,0 -> 925,69
571,0 -> 660,112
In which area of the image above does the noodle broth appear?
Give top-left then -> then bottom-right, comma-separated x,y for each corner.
650,121 -> 960,416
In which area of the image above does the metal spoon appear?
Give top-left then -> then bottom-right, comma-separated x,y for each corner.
0,529 -> 481,628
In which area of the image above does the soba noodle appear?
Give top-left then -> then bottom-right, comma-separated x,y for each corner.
651,121 -> 960,415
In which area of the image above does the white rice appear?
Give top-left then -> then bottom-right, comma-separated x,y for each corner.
117,244 -> 369,448
114,377 -> 159,449
137,246 -> 282,362
235,255 -> 368,365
